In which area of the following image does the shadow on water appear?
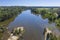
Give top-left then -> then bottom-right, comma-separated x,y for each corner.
8,10 -> 56,40
0,16 -> 16,27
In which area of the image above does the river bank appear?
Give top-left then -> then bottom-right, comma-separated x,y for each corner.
31,8 -> 60,29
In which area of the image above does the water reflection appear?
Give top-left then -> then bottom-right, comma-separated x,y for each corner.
8,10 -> 57,40
0,16 -> 16,27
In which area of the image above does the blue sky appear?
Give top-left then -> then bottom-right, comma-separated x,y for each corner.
0,0 -> 60,6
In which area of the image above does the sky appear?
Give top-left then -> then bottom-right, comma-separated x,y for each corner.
0,0 -> 60,6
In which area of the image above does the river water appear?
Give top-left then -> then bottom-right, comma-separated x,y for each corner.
7,10 -> 57,40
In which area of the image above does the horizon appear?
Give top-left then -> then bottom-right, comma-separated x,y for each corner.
0,6 -> 60,8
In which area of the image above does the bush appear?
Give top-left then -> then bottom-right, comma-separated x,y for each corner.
55,18 -> 60,28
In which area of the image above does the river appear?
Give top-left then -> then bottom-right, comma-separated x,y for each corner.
5,10 -> 58,40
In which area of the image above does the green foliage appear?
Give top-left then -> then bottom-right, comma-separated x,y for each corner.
12,28 -> 21,35
31,8 -> 60,27
31,8 -> 48,14
49,34 -> 60,40
45,12 -> 57,22
55,18 -> 60,28
0,6 -> 23,22
0,26 -> 7,33
0,26 -> 7,40
0,32 -> 3,40
49,34 -> 57,40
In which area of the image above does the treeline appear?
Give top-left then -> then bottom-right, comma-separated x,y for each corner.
0,6 -> 24,22
31,8 -> 60,28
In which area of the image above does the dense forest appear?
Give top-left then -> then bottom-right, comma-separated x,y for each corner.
0,6 -> 24,22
